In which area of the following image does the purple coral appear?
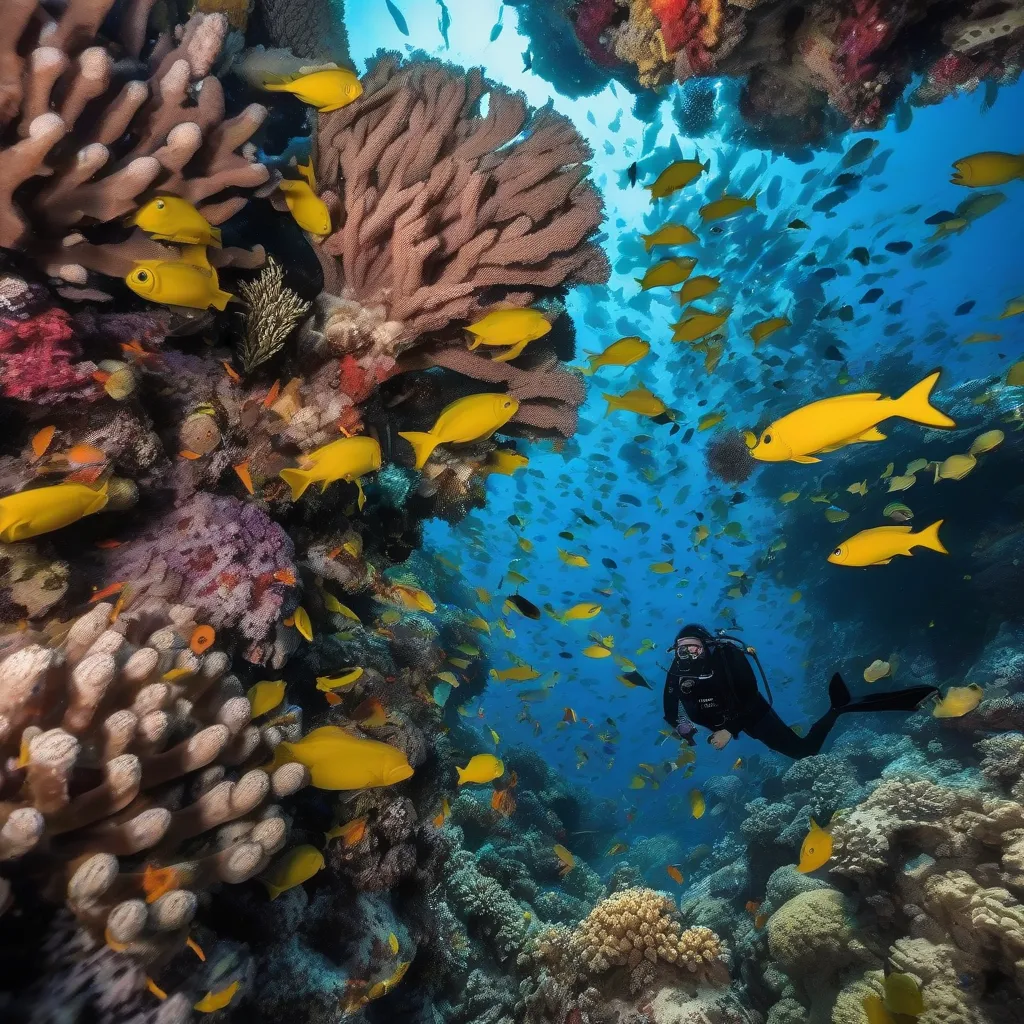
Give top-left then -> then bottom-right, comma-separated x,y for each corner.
98,493 -> 295,663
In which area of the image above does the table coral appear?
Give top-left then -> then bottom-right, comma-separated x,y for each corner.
0,600 -> 307,967
0,1 -> 267,292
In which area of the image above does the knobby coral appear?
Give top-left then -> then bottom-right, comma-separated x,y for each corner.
0,600 -> 307,962
0,1 -> 267,293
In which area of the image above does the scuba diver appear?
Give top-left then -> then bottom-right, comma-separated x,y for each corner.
663,624 -> 939,759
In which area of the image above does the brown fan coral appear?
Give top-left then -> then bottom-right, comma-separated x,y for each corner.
0,600 -> 308,959
0,1 -> 267,291
311,53 -> 609,363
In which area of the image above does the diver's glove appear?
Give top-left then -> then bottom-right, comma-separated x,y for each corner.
675,719 -> 697,746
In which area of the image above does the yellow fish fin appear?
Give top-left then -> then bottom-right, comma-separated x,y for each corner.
211,287 -> 235,312
792,455 -> 821,464
280,467 -> 313,501
895,369 -> 956,428
356,478 -> 366,511
491,339 -> 528,363
208,224 -> 222,247
179,244 -> 211,269
916,519 -> 948,555
856,427 -> 886,442
398,431 -> 439,470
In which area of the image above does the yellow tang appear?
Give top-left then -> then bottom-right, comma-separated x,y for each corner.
677,275 -> 719,304
126,259 -> 234,311
194,980 -> 240,1013
749,316 -> 790,346
315,667 -> 364,691
646,159 -> 708,199
133,195 -> 221,246
641,223 -> 699,250
932,683 -> 983,718
828,521 -> 947,567
553,843 -> 576,875
558,548 -> 589,568
268,725 -> 414,789
699,194 -> 757,222
279,435 -> 382,502
583,336 -> 650,374
261,68 -> 363,111
466,308 -> 551,363
399,393 -> 519,470
883,973 -> 924,1016
261,845 -> 324,900
950,150 -> 1024,187
862,994 -> 895,1024
388,583 -> 436,613
934,454 -> 976,481
649,561 -> 675,574
247,680 -> 286,717
559,602 -> 602,622
797,818 -> 833,873
672,308 -> 730,343
698,411 -> 725,432
277,178 -> 332,236
602,386 -> 667,418
780,491 -> 800,503
323,592 -> 361,621
750,370 -> 955,464
487,450 -> 529,475
689,789 -> 705,819
637,258 -> 696,291
582,644 -> 611,659
0,480 -> 109,543
467,615 -> 491,633
489,663 -> 540,682
293,605 -> 313,641
968,429 -> 1004,455
456,754 -> 504,785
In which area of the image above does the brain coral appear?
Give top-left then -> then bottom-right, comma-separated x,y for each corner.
766,889 -> 854,983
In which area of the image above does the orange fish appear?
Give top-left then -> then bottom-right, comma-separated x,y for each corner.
326,816 -> 368,847
145,977 -> 168,1000
264,380 -> 281,408
121,339 -> 157,362
324,691 -> 343,706
31,426 -> 56,459
666,865 -> 684,884
327,546 -> 344,559
490,771 -> 518,816
89,581 -> 125,603
92,369 -> 111,384
222,360 -> 241,383
186,936 -> 206,961
108,593 -> 127,623
66,443 -> 105,465
745,900 -> 761,915
190,625 -> 215,654
234,461 -> 255,495
142,864 -> 179,903
179,449 -> 203,460
754,912 -> 768,929
351,697 -> 387,727
67,464 -> 106,484
273,568 -> 296,585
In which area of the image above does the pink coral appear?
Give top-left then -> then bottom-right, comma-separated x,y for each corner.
574,0 -> 624,66
651,0 -> 702,52
0,309 -> 101,404
834,0 -> 897,84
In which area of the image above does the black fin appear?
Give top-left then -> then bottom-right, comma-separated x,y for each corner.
828,672 -> 851,710
843,685 -> 940,714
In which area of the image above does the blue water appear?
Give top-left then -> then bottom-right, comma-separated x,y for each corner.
348,2 -> 1023,856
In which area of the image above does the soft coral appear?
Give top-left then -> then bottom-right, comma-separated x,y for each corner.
0,309 -> 100,404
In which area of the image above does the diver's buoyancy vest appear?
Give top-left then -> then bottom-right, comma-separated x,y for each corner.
676,665 -> 732,729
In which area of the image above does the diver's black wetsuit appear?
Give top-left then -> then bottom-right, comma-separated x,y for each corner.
662,625 -> 938,759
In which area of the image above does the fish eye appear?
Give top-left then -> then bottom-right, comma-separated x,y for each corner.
137,270 -> 149,282
833,547 -> 842,556
155,199 -> 165,209
762,433 -> 772,444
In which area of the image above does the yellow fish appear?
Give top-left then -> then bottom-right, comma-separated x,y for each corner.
887,474 -> 916,492
583,336 -> 650,374
749,316 -> 790,346
388,582 -> 436,613
325,816 -> 367,846
828,520 -> 946,567
884,973 -> 924,1016
432,797 -> 451,827
932,683 -> 983,718
279,435 -> 381,502
277,178 -> 332,235
968,429 -> 1004,455
951,150 -> 1024,187
863,659 -> 891,683
133,195 -> 221,246
126,259 -> 234,310
649,561 -> 674,574
606,842 -> 629,856
261,68 -> 363,111
602,386 -> 667,418
466,309 -> 551,362
558,548 -> 589,568
697,411 -> 724,432
489,664 -> 540,682
862,994 -> 895,1024
388,932 -> 400,955
456,754 -> 504,785
487,450 -> 529,475
247,680 -> 286,717
292,605 -> 313,641
934,454 -> 976,481
553,843 -> 576,876
672,308 -> 730,343
676,275 -> 719,304
779,491 -> 800,503
323,593 -> 361,621
399,393 -> 519,470
637,257 -> 696,291
559,602 -> 602,622
268,725 -> 413,788
998,295 -> 1024,319
582,644 -> 612,658
699,194 -> 757,222
646,159 -> 708,199
629,775 -> 646,789
641,223 -> 699,250
467,615 -> 491,633
315,667 -> 364,691
261,845 -> 324,900
847,480 -> 868,496
797,818 -> 833,873
194,980 -> 240,1013
0,480 -> 109,543
750,370 -> 955,464
689,789 -> 705,819
963,332 -> 1001,344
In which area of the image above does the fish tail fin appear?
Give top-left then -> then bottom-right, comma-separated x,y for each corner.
916,519 -> 948,555
895,369 -> 956,428
262,880 -> 282,900
456,766 -> 467,785
208,224 -> 222,247
398,430 -> 438,470
211,288 -> 234,311
279,467 -> 312,501
828,672 -> 852,711
602,395 -> 618,418
466,333 -> 483,350
642,236 -> 654,252
492,340 -> 527,363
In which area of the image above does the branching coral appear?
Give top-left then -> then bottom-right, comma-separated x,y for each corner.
0,600 -> 307,964
237,257 -> 312,374
312,53 -> 609,362
0,1 -> 268,291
